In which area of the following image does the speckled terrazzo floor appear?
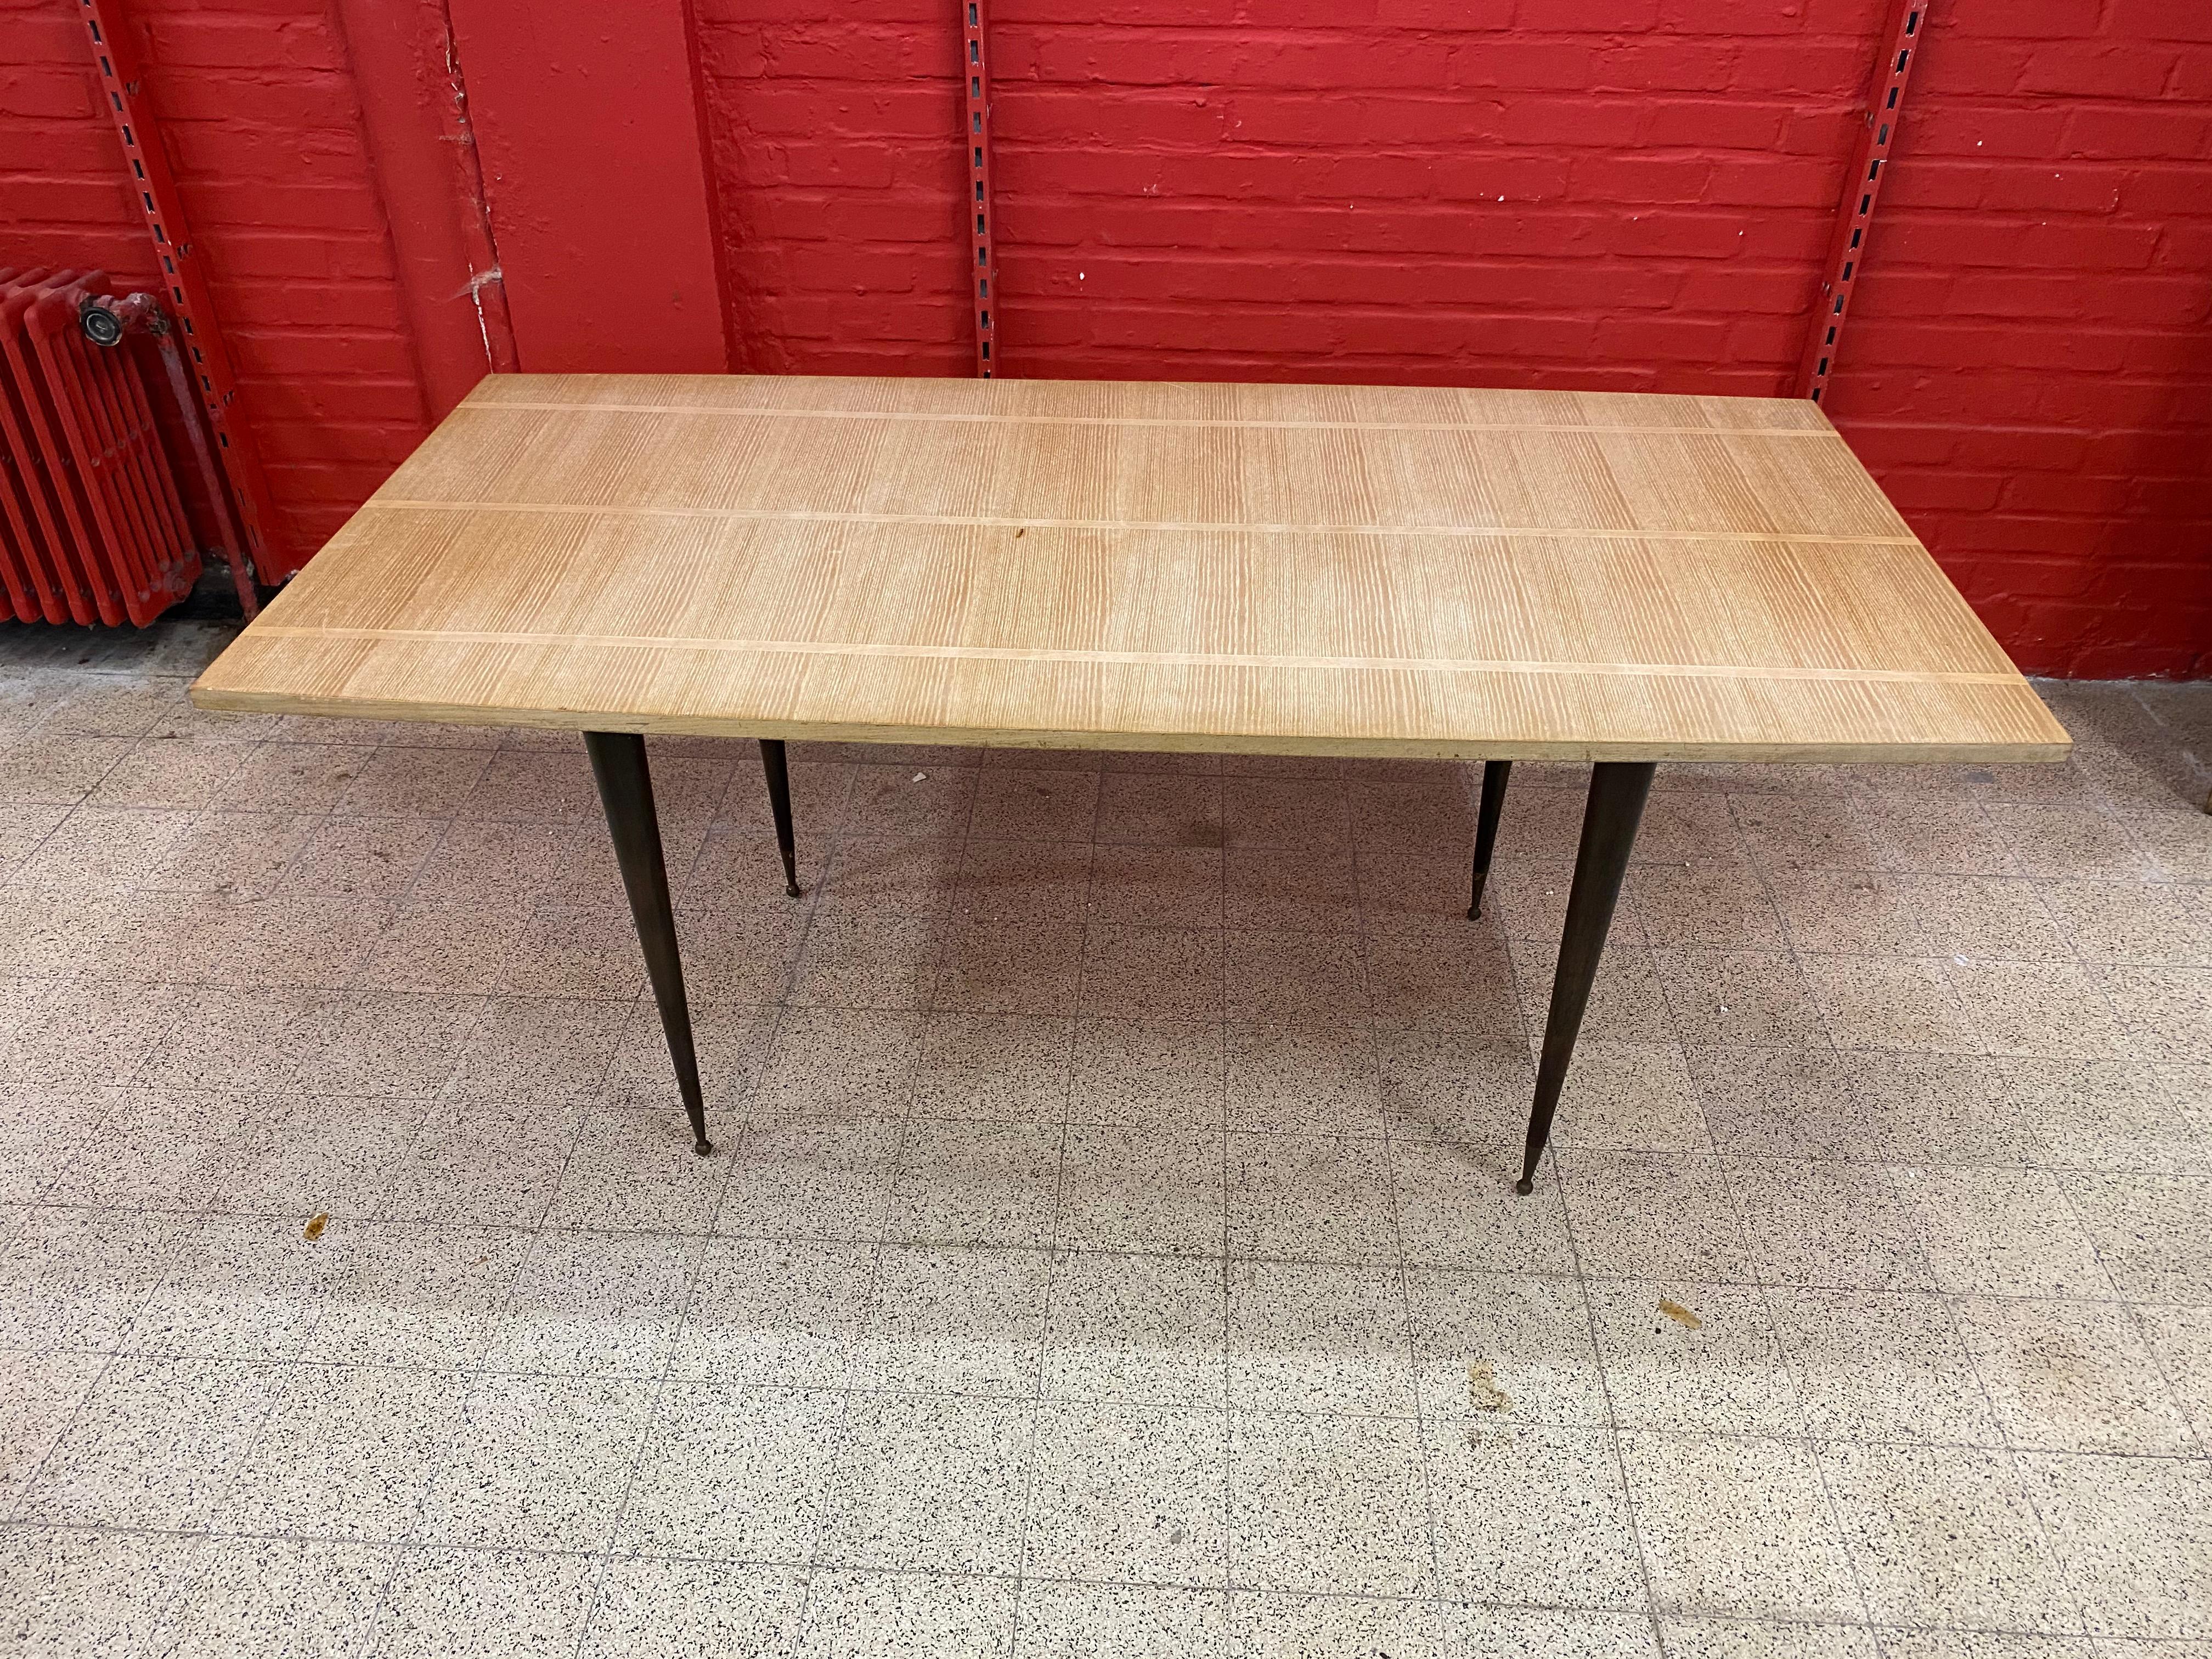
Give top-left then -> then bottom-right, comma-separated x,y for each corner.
1,619 -> 2209,1658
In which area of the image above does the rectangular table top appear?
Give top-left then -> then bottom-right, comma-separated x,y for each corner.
190,373 -> 2069,763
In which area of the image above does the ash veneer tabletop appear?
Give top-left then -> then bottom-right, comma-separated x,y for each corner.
191,373 -> 2069,1189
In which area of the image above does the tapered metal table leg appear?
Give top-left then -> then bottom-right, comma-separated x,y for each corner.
1516,761 -> 1655,1195
1468,760 -> 1512,920
584,731 -> 713,1156
758,738 -> 802,898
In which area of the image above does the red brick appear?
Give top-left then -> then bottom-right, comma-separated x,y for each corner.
2002,473 -> 2132,514
1502,95 -> 1646,146
1703,155 -> 1839,207
2107,0 -> 2212,42
1834,421 -> 1960,470
2016,221 -> 2163,271
1676,264 -> 1820,313
1907,104 -> 2072,159
1778,107 -> 1864,156
1447,40 -> 1598,90
2064,103 -> 2211,160
1953,0 -> 2113,38
1938,272 -> 2091,322
2119,163 -> 2212,216
1654,0 -> 1818,35
145,15 -> 345,73
1907,40 -> 2034,97
1640,98 -> 1787,150
1875,160 -> 1992,212
2083,431 -> 2212,474
1723,315 -> 1805,360
1372,0 -> 1515,27
2154,222 -> 2212,267
1427,155 -> 1577,202
1734,37 -> 1883,95
1591,37 -> 1741,94
1883,469 -> 2007,512
1594,314 -> 1732,360
2165,46 -> 2212,98
1978,166 -> 2125,215
2015,43 -> 2183,100
1570,154 -> 1714,204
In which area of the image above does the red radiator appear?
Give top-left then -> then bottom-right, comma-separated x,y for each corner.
0,268 -> 200,626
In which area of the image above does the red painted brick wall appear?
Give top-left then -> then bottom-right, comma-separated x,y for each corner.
1823,0 -> 2212,678
697,0 -> 2211,677
0,0 -> 430,571
4,0 -> 2205,674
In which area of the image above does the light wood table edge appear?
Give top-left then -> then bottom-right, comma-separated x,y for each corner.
187,683 -> 2070,766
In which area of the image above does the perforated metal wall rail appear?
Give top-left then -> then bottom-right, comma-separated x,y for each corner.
963,0 -> 996,379
78,0 -> 289,581
1797,0 -> 1929,405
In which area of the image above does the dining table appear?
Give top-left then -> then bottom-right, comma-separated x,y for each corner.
189,372 -> 2069,1191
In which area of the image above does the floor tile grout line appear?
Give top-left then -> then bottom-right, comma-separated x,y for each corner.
2024,744 -> 2176,1073
1548,1110 -> 1669,1639
1931,1285 -> 2104,1639
342,1214 -> 535,1650
1340,764 -> 1447,1604
2090,682 -> 2210,880
2041,1146 -> 2210,1467
1528,726 -> 1742,1638
567,1179 -> 735,1659
994,751 -> 1075,1638
2120,680 -> 2212,810
24,1361 -> 2212,1448
42,1304 -> 2212,1447
0,1161 -> 284,1547
0,1291 -> 137,1536
759,753 -> 904,1640
1211,772 -> 1247,1613
1731,786 -> 1884,1060
25,1502 -> 2157,1637
343,743 -> 664,1653
8,876 -> 2205,997
1718,789 -> 1999,1301
1851,694 -> 2145,1640
26,1180 -> 2212,1306
2011,726 -> 2212,1465
1730,1154 -> 1886,1632
17,1389 -> 2212,1557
